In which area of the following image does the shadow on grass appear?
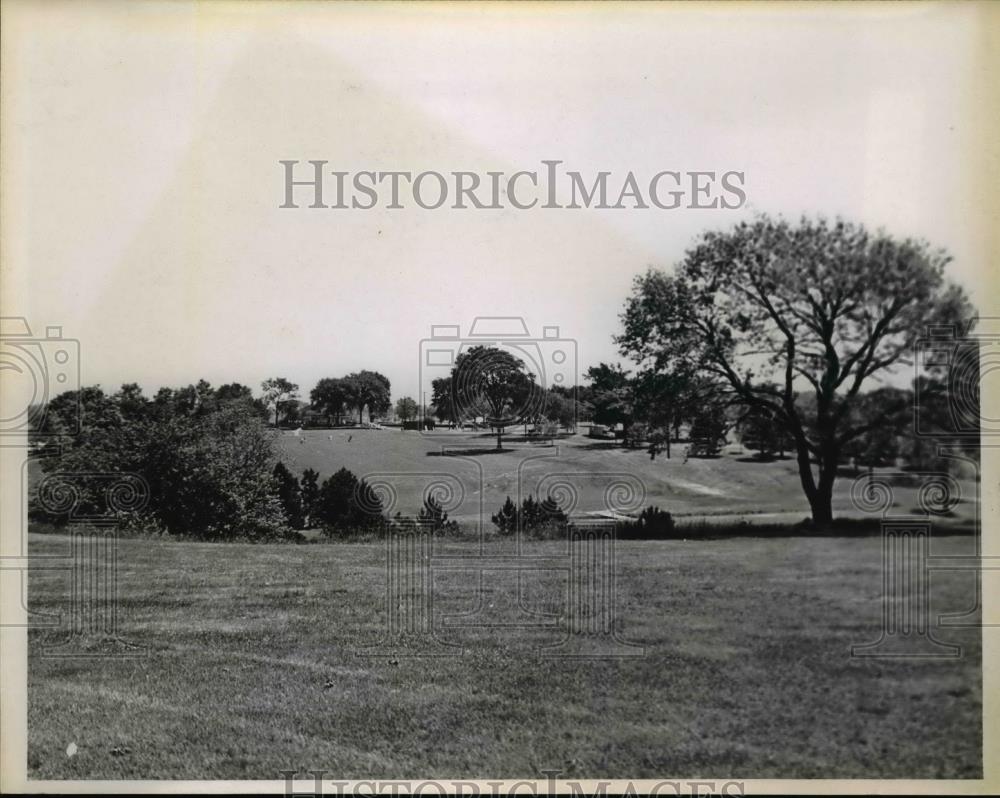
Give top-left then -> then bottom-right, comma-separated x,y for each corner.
426,446 -> 554,457
669,516 -> 977,541
28,516 -> 978,545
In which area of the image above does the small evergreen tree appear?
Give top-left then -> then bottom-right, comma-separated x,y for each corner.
418,495 -> 459,534
315,467 -> 385,537
273,461 -> 304,529
299,468 -> 320,527
491,496 -> 519,535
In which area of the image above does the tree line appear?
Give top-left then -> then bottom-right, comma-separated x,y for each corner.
29,214 -> 980,535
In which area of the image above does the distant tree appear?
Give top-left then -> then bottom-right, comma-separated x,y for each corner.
216,382 -> 268,418
687,403 -> 729,457
281,399 -> 305,427
736,395 -> 794,459
841,387 -> 911,471
310,377 -> 350,426
395,396 -> 419,425
344,371 -> 391,423
585,363 -> 633,429
545,391 -> 577,431
617,216 -> 971,524
631,369 -> 704,457
452,346 -> 535,450
216,382 -> 254,404
431,377 -> 457,426
261,377 -> 299,427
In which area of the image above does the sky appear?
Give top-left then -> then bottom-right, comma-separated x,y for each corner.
2,0 -> 994,407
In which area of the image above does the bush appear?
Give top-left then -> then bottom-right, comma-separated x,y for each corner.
273,462 -> 305,529
617,506 -> 676,540
31,392 -> 294,541
418,495 -> 460,534
491,494 -> 568,538
492,496 -> 519,535
315,467 -> 386,537
300,468 -> 320,527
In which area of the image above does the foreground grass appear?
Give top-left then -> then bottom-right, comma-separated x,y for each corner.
27,532 -> 981,779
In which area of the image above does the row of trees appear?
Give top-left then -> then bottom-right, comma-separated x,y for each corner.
260,371 -> 393,428
31,382 -> 293,539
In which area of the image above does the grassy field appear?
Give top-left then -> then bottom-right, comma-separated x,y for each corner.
275,427 -> 979,527
27,531 -> 981,779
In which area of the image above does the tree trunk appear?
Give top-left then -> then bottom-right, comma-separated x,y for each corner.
797,442 -> 839,526
496,426 -> 503,450
808,475 -> 835,526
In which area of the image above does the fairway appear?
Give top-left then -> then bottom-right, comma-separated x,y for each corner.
28,531 -> 981,779
275,427 -> 980,527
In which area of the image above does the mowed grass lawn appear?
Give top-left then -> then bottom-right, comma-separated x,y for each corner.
28,531 -> 981,779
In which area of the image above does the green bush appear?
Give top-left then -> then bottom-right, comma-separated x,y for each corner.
617,506 -> 676,540
315,467 -> 386,537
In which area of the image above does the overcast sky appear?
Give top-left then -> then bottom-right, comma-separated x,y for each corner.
3,1 -> 992,404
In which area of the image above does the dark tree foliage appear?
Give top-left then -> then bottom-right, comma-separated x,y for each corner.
491,496 -> 519,535
30,382 -> 293,540
343,371 -> 392,423
491,494 -> 568,538
300,468 -> 320,526
260,377 -> 299,427
315,467 -> 385,537
617,506 -> 676,540
451,346 -> 536,450
417,495 -> 459,534
310,377 -> 351,426
273,461 -> 305,529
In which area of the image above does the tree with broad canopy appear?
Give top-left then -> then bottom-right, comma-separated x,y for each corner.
616,216 -> 971,525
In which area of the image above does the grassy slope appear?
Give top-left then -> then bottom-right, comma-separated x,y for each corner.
27,532 -> 981,779
274,428 -> 979,526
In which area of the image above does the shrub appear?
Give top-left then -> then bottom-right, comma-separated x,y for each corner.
492,496 -> 519,535
617,506 -> 676,540
315,467 -> 386,537
300,468 -> 320,527
418,495 -> 460,534
491,494 -> 569,538
273,461 -> 305,529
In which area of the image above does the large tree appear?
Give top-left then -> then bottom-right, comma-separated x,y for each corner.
395,396 -> 418,425
310,377 -> 350,426
451,345 -> 534,450
584,363 -> 634,429
431,376 -> 457,427
343,370 -> 391,423
617,216 -> 970,524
